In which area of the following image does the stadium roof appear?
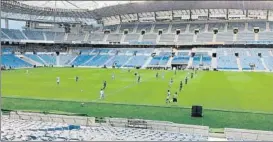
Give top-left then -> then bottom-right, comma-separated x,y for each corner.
2,1 -> 273,22
19,1 -> 142,11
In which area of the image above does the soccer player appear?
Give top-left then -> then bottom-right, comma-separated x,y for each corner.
169,78 -> 173,86
75,76 -> 79,82
156,72 -> 159,79
195,68 -> 197,74
185,76 -> 188,85
112,73 -> 115,80
137,75 -> 141,83
173,92 -> 178,103
162,72 -> 165,79
100,89 -> 104,99
103,81 -> 107,89
166,90 -> 171,104
56,77 -> 60,85
179,81 -> 183,91
191,72 -> 194,79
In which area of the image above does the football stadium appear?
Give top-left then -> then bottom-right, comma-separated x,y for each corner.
1,1 -> 273,141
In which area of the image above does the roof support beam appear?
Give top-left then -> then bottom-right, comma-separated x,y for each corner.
246,10 -> 248,18
137,13 -> 139,21
119,15 -> 122,23
171,10 -> 174,21
207,9 -> 210,20
226,9 -> 229,20
266,10 -> 269,20
190,10 -> 192,21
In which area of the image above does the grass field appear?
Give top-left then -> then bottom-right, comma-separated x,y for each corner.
2,68 -> 273,112
2,68 -> 273,130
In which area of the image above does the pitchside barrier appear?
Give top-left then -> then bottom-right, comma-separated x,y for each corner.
225,128 -> 273,141
106,117 -> 209,137
9,111 -> 95,126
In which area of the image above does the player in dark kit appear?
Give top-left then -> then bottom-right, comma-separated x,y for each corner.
191,72 -> 194,79
179,81 -> 183,91
75,76 -> 79,82
156,72 -> 159,78
173,92 -> 178,103
195,68 -> 197,74
137,75 -> 141,83
166,90 -> 171,104
103,81 -> 107,89
185,77 -> 188,85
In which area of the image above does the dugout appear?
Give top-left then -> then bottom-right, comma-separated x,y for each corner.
171,64 -> 187,70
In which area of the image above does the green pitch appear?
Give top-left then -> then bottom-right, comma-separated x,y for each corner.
2,68 -> 273,112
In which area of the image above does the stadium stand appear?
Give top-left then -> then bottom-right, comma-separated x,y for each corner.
83,55 -> 111,66
248,21 -> 266,32
123,55 -> 149,67
1,113 -> 209,141
104,55 -> 126,67
154,23 -> 169,33
142,34 -> 157,43
160,34 -> 175,44
67,33 -> 85,41
137,23 -> 152,33
103,25 -> 118,33
2,54 -> 32,68
208,22 -> 226,32
2,29 -> 26,40
124,34 -> 140,42
37,54 -> 57,65
149,55 -> 170,66
227,22 -> 245,32
225,128 -> 273,141
172,56 -> 190,64
106,34 -> 123,42
71,55 -> 94,66
196,33 -> 213,42
258,32 -> 273,41
189,23 -> 205,33
89,33 -> 105,42
237,32 -> 255,41
24,54 -> 45,65
119,23 -> 136,33
171,23 -> 187,33
216,32 -> 234,42
177,34 -> 194,43
54,32 -> 65,41
23,30 -> 44,40
59,54 -> 77,66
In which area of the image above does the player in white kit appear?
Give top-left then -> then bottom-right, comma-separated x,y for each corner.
56,77 -> 60,85
112,73 -> 115,80
100,89 -> 104,99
